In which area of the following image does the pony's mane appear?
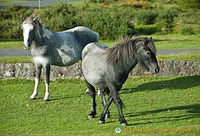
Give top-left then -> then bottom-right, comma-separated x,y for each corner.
104,36 -> 156,64
26,13 -> 43,28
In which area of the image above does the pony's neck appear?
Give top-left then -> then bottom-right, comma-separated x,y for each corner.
33,23 -> 44,46
122,56 -> 138,74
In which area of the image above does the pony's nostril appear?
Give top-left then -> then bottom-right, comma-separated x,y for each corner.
155,67 -> 159,73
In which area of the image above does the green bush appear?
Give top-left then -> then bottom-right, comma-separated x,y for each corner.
156,7 -> 180,31
134,9 -> 158,25
0,2 -> 186,40
89,0 -> 119,3
36,3 -> 78,31
0,5 -> 28,39
180,26 -> 194,34
134,25 -> 160,35
177,0 -> 200,9
78,7 -> 133,39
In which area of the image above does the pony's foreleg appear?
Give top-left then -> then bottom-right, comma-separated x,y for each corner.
112,91 -> 127,126
100,89 -> 110,118
30,64 -> 42,100
43,64 -> 50,101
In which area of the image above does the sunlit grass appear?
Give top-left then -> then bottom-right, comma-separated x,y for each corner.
0,76 -> 199,135
157,53 -> 200,61
0,40 -> 23,48
0,56 -> 32,63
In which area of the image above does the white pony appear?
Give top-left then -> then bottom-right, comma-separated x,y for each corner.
21,14 -> 98,101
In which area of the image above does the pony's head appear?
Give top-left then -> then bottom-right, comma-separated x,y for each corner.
21,14 -> 39,50
135,37 -> 159,74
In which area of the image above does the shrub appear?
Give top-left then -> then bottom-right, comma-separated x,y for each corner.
120,1 -> 151,9
89,0 -> 119,3
78,7 -> 134,39
36,3 -> 78,31
0,5 -> 28,39
156,7 -> 180,31
180,26 -> 194,34
175,9 -> 200,24
134,25 -> 160,35
134,9 -> 158,25
177,0 -> 200,9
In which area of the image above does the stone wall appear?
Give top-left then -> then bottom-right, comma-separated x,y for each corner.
0,60 -> 199,79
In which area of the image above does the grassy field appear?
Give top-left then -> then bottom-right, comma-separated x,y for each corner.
0,76 -> 200,135
0,53 -> 200,64
157,53 -> 200,61
0,34 -> 200,50
0,0 -> 21,4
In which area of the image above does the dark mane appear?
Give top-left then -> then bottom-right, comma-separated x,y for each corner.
26,13 -> 43,28
104,36 -> 156,64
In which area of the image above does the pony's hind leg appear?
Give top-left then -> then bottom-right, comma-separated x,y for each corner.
100,88 -> 110,118
43,64 -> 50,101
30,64 -> 42,100
85,80 -> 96,119
99,92 -> 113,124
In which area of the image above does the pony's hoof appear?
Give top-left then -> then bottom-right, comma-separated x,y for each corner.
99,120 -> 105,124
88,115 -> 94,120
44,98 -> 50,102
85,89 -> 90,94
105,114 -> 110,118
121,122 -> 127,126
30,97 -> 36,100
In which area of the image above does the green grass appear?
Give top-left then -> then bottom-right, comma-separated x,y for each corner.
1,34 -> 200,50
0,0 -> 23,4
150,34 -> 200,50
0,53 -> 199,63
157,53 -> 200,61
0,56 -> 32,63
101,34 -> 200,50
0,76 -> 200,135
0,40 -> 23,48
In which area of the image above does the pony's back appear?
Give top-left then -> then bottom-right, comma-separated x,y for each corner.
82,42 -> 108,60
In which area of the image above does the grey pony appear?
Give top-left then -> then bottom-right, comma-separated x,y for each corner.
21,14 -> 98,101
81,36 -> 159,126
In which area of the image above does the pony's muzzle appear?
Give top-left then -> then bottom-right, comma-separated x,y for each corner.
23,43 -> 30,50
155,67 -> 160,74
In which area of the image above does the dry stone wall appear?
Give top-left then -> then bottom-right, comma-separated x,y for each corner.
0,60 -> 199,79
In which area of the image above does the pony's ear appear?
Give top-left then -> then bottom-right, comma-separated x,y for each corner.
149,37 -> 152,41
143,37 -> 148,45
33,16 -> 38,22
21,16 -> 25,21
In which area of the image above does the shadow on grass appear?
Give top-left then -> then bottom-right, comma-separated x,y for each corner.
35,93 -> 84,101
127,104 -> 200,126
121,75 -> 200,94
50,93 -> 84,101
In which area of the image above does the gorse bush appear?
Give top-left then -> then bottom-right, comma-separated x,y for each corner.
120,1 -> 151,9
78,7 -> 133,39
177,0 -> 200,9
35,3 -> 78,31
1,1 -> 195,40
0,3 -> 133,40
156,7 -> 180,31
0,5 -> 27,39
181,26 -> 194,34
134,9 -> 158,25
